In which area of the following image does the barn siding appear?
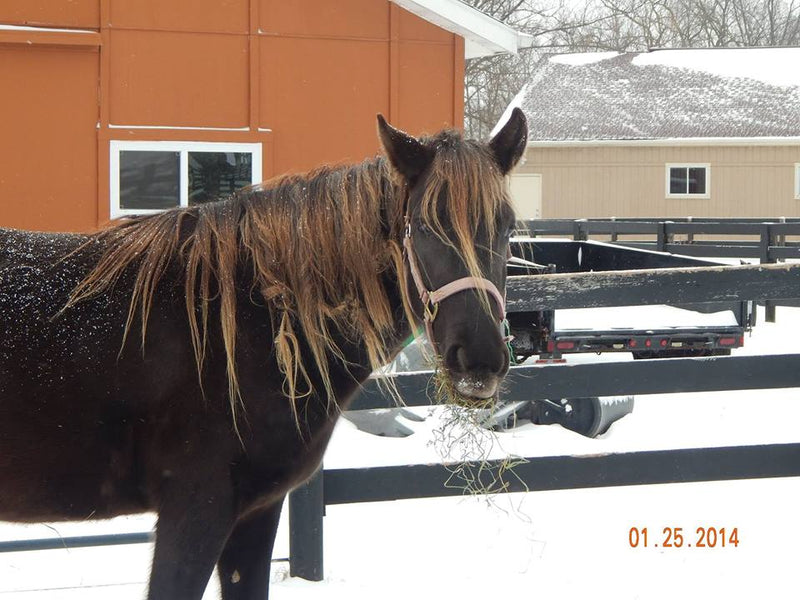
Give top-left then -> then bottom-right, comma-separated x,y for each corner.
108,30 -> 251,128
0,0 -> 464,231
0,44 -> 99,231
517,144 -> 800,218
0,1 -> 99,29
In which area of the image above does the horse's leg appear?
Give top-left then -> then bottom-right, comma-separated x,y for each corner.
217,498 -> 284,600
148,474 -> 237,600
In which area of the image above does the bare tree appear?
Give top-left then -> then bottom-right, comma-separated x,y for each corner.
583,0 -> 800,49
463,1 -> 607,138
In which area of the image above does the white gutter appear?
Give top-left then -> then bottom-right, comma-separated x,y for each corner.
391,0 -> 534,58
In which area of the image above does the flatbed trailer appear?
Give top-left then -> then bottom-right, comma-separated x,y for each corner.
507,238 -> 754,362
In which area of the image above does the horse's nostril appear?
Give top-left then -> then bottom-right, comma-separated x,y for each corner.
443,344 -> 466,372
445,342 -> 507,376
456,345 -> 470,373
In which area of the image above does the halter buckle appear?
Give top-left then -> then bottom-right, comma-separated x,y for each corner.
423,297 -> 439,322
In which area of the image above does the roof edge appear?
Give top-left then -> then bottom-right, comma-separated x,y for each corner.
526,137 -> 800,148
390,0 -> 533,58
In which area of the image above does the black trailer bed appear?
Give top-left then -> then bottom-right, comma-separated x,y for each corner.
507,238 -> 754,360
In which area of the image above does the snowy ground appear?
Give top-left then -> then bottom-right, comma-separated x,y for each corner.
2,305 -> 799,599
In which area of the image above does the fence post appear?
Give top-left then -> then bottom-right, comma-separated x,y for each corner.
760,223 -> 776,323
289,467 -> 324,581
572,219 -> 588,241
656,221 -> 673,252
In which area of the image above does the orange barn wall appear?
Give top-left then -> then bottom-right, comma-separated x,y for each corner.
0,0 -> 465,232
0,44 -> 100,231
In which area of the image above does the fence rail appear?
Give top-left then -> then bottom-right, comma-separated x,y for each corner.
517,217 -> 800,319
519,217 -> 800,262
506,262 -> 800,311
353,353 -> 800,410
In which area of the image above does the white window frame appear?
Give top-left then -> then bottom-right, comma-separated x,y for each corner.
795,163 -> 800,200
665,163 -> 710,199
110,140 -> 263,219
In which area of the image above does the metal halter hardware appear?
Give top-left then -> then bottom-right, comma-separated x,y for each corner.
402,218 -> 507,348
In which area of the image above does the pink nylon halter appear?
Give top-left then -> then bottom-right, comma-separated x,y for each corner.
402,219 -> 507,349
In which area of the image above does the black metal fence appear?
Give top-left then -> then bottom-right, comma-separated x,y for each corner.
286,259 -> 800,580
519,217 -> 800,261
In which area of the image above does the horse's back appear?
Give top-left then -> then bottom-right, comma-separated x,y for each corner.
0,227 -> 152,521
0,226 -> 89,268
0,227 -> 98,372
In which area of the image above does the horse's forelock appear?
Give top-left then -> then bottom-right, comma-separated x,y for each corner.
417,131 -> 513,303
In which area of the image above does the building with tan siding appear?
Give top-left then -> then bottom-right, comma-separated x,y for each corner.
500,48 -> 800,220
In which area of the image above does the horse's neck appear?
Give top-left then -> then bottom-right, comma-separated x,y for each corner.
321,165 -> 414,367
380,268 -> 414,357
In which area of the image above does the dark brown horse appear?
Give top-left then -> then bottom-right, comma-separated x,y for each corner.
0,110 -> 527,599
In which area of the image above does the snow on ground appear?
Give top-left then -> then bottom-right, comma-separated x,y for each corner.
555,304 -> 739,329
1,305 -> 799,599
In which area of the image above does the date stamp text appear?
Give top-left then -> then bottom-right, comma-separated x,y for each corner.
628,526 -> 740,549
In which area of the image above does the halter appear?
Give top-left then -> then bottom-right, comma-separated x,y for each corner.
402,217 -> 508,351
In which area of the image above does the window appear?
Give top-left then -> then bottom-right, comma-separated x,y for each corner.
110,141 -> 262,218
666,164 -> 710,198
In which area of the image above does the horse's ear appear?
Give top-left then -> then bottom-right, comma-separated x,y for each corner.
489,107 -> 528,175
376,114 -> 433,183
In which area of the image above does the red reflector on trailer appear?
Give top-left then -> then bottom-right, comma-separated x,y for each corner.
629,339 -> 637,348
556,341 -> 575,350
660,339 -> 668,347
719,337 -> 736,346
645,339 -> 652,347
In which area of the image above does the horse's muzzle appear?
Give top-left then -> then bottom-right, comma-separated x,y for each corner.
444,340 -> 509,401
452,372 -> 503,400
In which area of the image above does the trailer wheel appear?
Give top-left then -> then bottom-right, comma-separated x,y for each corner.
531,396 -> 635,438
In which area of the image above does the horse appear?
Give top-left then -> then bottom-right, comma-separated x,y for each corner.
0,108 -> 527,599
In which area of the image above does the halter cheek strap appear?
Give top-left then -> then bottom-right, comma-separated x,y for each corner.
402,221 -> 507,348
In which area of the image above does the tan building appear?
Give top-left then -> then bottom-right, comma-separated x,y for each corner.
501,48 -> 800,220
0,0 -> 531,233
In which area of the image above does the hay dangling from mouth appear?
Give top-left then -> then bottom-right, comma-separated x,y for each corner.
428,359 -> 529,499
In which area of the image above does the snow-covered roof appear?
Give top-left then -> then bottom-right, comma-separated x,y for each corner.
391,0 -> 534,58
496,48 -> 800,142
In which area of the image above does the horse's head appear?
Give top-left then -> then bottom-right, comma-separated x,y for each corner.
378,109 -> 527,402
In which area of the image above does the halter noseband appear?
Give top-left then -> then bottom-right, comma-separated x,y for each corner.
402,218 -> 507,349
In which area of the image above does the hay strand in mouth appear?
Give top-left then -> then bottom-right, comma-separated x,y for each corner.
428,362 -> 529,499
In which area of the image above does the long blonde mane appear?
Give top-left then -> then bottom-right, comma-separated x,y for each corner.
67,130 -> 512,422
